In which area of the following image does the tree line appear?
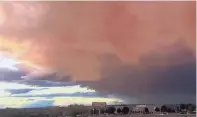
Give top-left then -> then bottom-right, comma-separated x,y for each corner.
154,104 -> 196,113
90,106 -> 130,115
9,104 -> 196,117
90,104 -> 196,116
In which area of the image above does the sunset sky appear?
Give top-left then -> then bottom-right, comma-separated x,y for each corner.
0,1 -> 196,108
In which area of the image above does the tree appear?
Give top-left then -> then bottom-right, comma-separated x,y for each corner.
167,108 -> 172,113
176,106 -> 180,112
161,105 -> 167,112
117,108 -> 122,114
187,104 -> 195,112
100,108 -> 105,114
67,104 -> 89,117
187,106 -> 194,112
171,109 -> 176,113
106,106 -> 116,114
180,104 -> 186,110
95,109 -> 99,115
144,107 -> 149,114
90,109 -> 94,116
155,107 -> 160,112
122,106 -> 129,115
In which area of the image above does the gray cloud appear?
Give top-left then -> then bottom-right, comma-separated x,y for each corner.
85,42 -> 196,103
5,89 -> 34,94
26,73 -> 72,82
0,68 -> 26,81
17,79 -> 75,87
11,92 -> 105,98
23,100 -> 54,108
3,41 -> 194,104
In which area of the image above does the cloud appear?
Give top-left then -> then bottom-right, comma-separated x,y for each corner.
17,79 -> 75,87
23,100 -> 54,108
11,85 -> 95,97
11,92 -> 104,98
5,89 -> 34,94
22,72 -> 72,81
0,80 -> 120,107
0,68 -> 26,81
0,2 -> 195,82
0,105 -> 5,109
0,90 -> 11,97
0,81 -> 35,90
0,2 -> 195,105
2,40 -> 194,104
85,42 -> 196,103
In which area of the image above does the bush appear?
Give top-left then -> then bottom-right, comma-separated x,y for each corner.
106,106 -> 116,114
187,104 -> 195,112
144,107 -> 149,114
155,107 -> 160,112
167,108 -> 172,113
161,105 -> 168,112
180,104 -> 186,110
67,104 -> 89,117
122,107 -> 129,115
117,108 -> 122,114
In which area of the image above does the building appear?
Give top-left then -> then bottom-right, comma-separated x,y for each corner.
92,102 -> 107,108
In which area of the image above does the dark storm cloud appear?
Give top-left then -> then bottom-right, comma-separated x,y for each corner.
85,42 -> 196,103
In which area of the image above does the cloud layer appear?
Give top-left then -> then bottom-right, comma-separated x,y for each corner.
0,2 -> 195,106
0,80 -> 119,108
88,41 -> 196,103
0,2 -> 195,80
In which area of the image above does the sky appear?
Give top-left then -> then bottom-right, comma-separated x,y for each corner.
0,1 -> 196,108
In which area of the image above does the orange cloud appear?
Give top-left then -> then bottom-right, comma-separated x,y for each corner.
0,2 -> 195,81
